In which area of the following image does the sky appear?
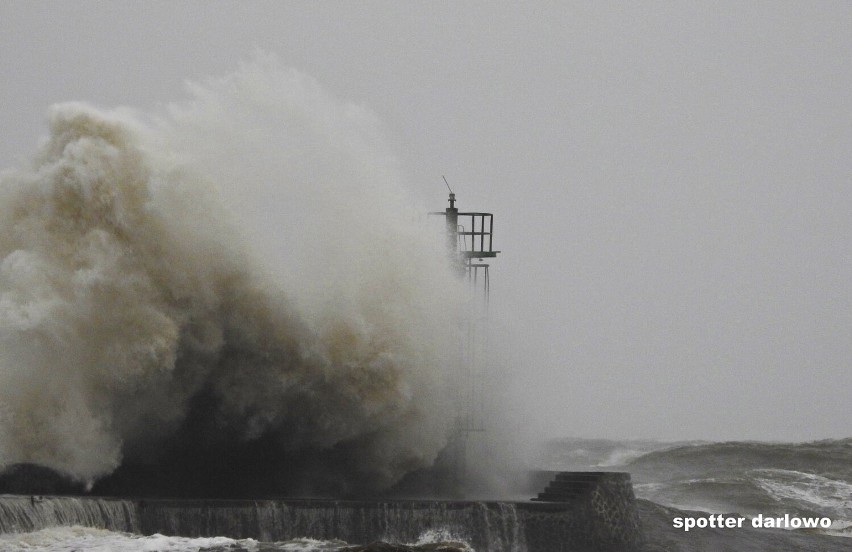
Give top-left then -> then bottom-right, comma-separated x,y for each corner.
1,1 -> 850,442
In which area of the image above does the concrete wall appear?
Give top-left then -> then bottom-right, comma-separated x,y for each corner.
0,469 -> 642,551
133,472 -> 641,551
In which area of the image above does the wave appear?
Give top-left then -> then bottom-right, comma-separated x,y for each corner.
637,499 -> 852,551
0,54 -> 473,497
752,469 -> 852,518
538,437 -> 676,470
625,439 -> 852,485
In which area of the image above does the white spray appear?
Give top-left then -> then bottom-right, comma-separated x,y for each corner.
0,54 -> 467,493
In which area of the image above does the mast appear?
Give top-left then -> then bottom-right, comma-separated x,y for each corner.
430,185 -> 500,496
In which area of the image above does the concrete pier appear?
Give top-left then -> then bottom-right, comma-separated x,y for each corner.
0,468 -> 642,551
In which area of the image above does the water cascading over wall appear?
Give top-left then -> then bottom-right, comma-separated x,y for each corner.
0,473 -> 643,552
138,499 -> 528,550
0,496 -> 526,550
0,496 -> 140,534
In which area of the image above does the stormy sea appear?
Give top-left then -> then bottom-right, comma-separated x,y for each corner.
543,437 -> 852,551
0,57 -> 848,550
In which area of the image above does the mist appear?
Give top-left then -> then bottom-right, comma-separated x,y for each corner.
0,56 -> 524,495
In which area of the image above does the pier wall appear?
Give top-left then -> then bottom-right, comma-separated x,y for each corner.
0,470 -> 642,551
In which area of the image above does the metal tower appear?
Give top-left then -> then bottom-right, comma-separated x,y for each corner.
430,188 -> 499,494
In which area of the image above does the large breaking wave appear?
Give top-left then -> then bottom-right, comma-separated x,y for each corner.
0,55 -> 467,496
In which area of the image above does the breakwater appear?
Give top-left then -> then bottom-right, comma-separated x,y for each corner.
0,472 -> 641,551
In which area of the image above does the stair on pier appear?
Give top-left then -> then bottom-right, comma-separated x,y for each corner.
531,471 -> 607,502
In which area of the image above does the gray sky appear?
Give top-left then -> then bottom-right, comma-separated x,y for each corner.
1,1 -> 850,442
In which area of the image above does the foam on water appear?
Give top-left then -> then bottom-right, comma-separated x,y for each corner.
272,538 -> 349,551
752,468 -> 852,535
0,527 -> 482,552
411,528 -> 472,549
0,526 -> 259,552
752,469 -> 852,516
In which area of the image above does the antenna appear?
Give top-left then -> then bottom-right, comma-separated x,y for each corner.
442,176 -> 456,210
442,175 -> 454,194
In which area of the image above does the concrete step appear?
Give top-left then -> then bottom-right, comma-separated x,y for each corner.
544,481 -> 596,490
555,472 -> 604,482
532,471 -> 604,503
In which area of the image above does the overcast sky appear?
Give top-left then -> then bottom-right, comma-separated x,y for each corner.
1,2 -> 850,442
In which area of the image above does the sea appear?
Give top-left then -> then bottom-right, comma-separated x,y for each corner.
1,438 -> 850,551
